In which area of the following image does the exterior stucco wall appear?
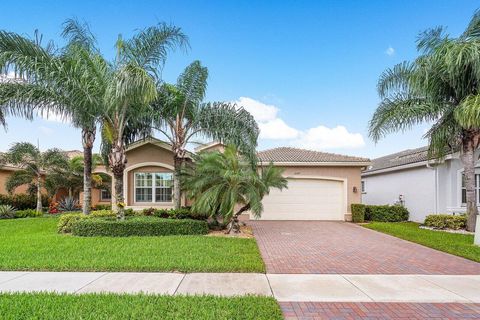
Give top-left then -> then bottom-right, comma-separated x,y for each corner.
362,165 -> 436,222
126,143 -> 174,169
0,169 -> 29,194
275,165 -> 363,214
124,144 -> 176,208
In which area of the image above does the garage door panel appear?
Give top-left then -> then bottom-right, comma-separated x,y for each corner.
257,178 -> 344,220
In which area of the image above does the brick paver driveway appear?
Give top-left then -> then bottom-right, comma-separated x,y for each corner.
280,302 -> 480,320
251,221 -> 480,274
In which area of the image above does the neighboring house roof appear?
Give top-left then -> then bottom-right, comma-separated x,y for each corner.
195,141 -> 224,152
257,147 -> 370,165
64,150 -> 83,159
363,146 -> 439,174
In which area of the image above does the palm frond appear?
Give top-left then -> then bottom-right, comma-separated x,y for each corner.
368,93 -> 443,142
5,170 -> 35,194
121,23 -> 188,79
61,18 -> 97,51
462,9 -> 480,39
377,61 -> 415,98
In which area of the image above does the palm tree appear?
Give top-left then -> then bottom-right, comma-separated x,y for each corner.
182,145 -> 287,233
369,10 -> 480,231
0,20 -> 186,219
151,60 -> 260,208
0,21 -> 107,215
47,154 -> 107,199
0,142 -> 68,212
100,24 -> 188,219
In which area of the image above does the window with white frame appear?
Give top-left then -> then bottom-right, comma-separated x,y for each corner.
135,172 -> 173,203
461,173 -> 480,205
100,189 -> 111,201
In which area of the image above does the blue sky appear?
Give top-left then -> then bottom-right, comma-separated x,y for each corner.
0,0 -> 477,158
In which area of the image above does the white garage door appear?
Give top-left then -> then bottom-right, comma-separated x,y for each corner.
257,178 -> 344,220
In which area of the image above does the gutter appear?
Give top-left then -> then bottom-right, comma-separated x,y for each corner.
259,161 -> 371,167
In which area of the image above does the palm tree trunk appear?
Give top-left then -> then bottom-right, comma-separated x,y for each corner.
460,135 -> 478,232
226,204 -> 250,234
108,140 -> 127,220
82,128 -> 95,215
68,188 -> 73,198
173,156 -> 183,209
36,175 -> 42,213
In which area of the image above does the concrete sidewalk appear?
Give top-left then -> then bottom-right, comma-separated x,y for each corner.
0,272 -> 479,303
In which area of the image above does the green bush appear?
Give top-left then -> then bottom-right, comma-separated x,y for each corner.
0,194 -> 49,210
364,205 -> 409,222
153,207 -> 208,220
57,211 -> 116,233
424,214 -> 467,230
57,213 -> 87,233
351,204 -> 366,223
94,204 -> 111,211
71,217 -> 209,237
15,209 -> 43,218
90,210 -> 115,218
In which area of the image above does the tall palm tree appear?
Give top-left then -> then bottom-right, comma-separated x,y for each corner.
100,24 -> 188,219
0,142 -> 68,212
182,145 -> 287,233
369,10 -> 480,231
151,60 -> 259,208
0,21 -> 107,215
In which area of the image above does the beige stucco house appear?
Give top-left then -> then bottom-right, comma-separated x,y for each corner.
1,137 -> 369,220
86,138 -> 370,221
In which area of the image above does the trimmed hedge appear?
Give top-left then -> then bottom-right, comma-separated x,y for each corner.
71,217 -> 209,237
351,204 -> 366,223
15,209 -> 43,218
0,194 -> 49,210
365,205 -> 409,222
57,213 -> 86,233
424,214 -> 467,230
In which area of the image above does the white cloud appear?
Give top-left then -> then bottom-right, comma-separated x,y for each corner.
234,97 -> 365,150
295,125 -> 365,150
234,96 -> 278,122
258,118 -> 300,139
385,46 -> 395,56
38,126 -> 54,136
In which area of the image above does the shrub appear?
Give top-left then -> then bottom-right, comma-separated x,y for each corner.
153,208 -> 208,220
90,210 -> 115,218
93,204 -> 111,211
351,204 -> 366,223
15,209 -> 43,218
364,205 -> 409,222
0,205 -> 17,219
71,217 -> 209,237
424,214 -> 467,230
58,197 -> 80,212
0,194 -> 49,210
57,213 -> 87,233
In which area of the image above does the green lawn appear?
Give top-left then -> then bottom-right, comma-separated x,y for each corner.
0,218 -> 264,272
0,293 -> 283,320
364,222 -> 480,262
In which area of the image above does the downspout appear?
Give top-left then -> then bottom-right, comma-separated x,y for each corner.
426,162 -> 439,214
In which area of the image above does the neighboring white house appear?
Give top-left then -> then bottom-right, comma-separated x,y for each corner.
361,146 -> 479,223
